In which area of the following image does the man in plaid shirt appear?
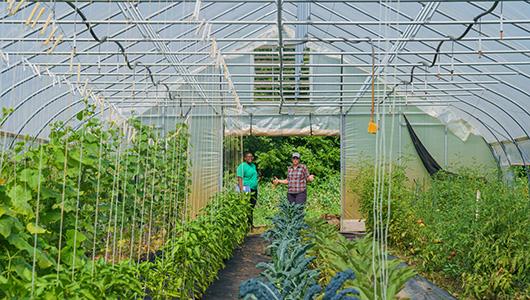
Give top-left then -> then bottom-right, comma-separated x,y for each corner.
273,153 -> 315,204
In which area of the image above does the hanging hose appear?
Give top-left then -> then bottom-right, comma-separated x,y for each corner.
407,1 -> 499,84
368,39 -> 378,134
64,2 -> 177,102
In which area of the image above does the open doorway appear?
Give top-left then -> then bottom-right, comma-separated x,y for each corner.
226,135 -> 341,227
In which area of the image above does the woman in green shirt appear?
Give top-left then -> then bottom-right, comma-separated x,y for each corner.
237,152 -> 259,227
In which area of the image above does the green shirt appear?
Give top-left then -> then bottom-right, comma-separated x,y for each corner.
236,162 -> 258,190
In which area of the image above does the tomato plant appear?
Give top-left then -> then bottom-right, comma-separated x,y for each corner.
355,163 -> 530,298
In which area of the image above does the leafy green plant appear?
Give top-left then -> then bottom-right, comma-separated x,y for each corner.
262,200 -> 307,248
144,192 -> 251,299
0,103 -> 191,298
355,164 -> 530,298
240,269 -> 360,300
242,199 -> 362,300
305,218 -> 415,300
31,259 -> 143,299
257,239 -> 319,299
240,278 -> 282,300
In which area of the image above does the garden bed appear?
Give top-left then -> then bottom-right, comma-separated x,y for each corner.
354,163 -> 530,299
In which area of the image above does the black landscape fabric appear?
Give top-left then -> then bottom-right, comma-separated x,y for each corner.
403,115 -> 443,176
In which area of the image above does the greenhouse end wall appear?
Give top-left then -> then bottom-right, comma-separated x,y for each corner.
221,108 -> 497,223
342,110 -> 497,220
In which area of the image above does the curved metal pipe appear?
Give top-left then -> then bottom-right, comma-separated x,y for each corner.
1,0 -> 242,134
29,98 -> 86,144
24,3 -> 276,140
331,1 -> 530,141
0,1 -> 185,120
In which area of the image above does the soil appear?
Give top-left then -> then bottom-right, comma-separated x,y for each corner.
202,232 -> 269,300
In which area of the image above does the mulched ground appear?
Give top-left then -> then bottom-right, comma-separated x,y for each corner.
202,232 -> 269,300
203,229 -> 455,300
399,275 -> 457,300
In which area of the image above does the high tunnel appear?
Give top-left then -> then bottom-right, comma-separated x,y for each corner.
0,0 -> 529,298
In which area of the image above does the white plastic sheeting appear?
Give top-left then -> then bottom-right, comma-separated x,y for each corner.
420,106 -> 480,142
490,137 -> 530,167
188,109 -> 224,217
1,1 -> 529,143
341,107 -> 497,219
224,107 -> 340,136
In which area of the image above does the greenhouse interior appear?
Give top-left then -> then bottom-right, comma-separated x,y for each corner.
0,0 -> 529,299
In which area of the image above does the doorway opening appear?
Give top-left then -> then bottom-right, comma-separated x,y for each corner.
226,134 -> 341,227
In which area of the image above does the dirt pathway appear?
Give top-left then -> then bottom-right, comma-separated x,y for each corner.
202,233 -> 268,300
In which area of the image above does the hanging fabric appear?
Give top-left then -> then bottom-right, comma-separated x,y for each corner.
403,115 -> 443,176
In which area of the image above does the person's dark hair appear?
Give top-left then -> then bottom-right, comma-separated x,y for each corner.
244,151 -> 254,157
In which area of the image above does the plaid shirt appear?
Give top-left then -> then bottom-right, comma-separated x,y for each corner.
287,164 -> 309,193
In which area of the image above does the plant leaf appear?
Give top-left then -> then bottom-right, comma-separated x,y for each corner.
18,168 -> 40,190
8,185 -> 33,217
8,233 -> 33,252
27,222 -> 47,234
0,216 -> 14,238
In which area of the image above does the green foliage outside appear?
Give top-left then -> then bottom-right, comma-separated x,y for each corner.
511,165 -> 529,180
243,136 -> 340,179
240,135 -> 342,226
253,174 -> 341,226
354,163 -> 530,299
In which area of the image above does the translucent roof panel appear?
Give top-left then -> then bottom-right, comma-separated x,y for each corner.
0,0 -> 529,147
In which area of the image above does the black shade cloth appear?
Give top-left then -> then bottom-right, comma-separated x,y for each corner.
403,115 -> 443,176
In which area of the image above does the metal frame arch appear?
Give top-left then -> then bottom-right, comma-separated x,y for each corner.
9,89 -> 75,146
335,1 -> 530,125
65,2 -> 277,111
10,60 -> 151,144
29,98 -> 88,145
122,5 -> 530,161
159,3 -> 278,71
346,2 -> 530,148
421,98 -> 530,181
0,1 -> 187,129
381,2 -> 530,122
0,2 -> 92,76
0,0 -> 186,99
315,1 -> 530,127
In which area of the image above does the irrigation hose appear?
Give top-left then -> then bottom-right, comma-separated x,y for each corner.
368,39 -> 378,134
64,2 -> 177,102
408,1 -> 500,84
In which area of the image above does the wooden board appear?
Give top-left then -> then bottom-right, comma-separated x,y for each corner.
340,219 -> 366,233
